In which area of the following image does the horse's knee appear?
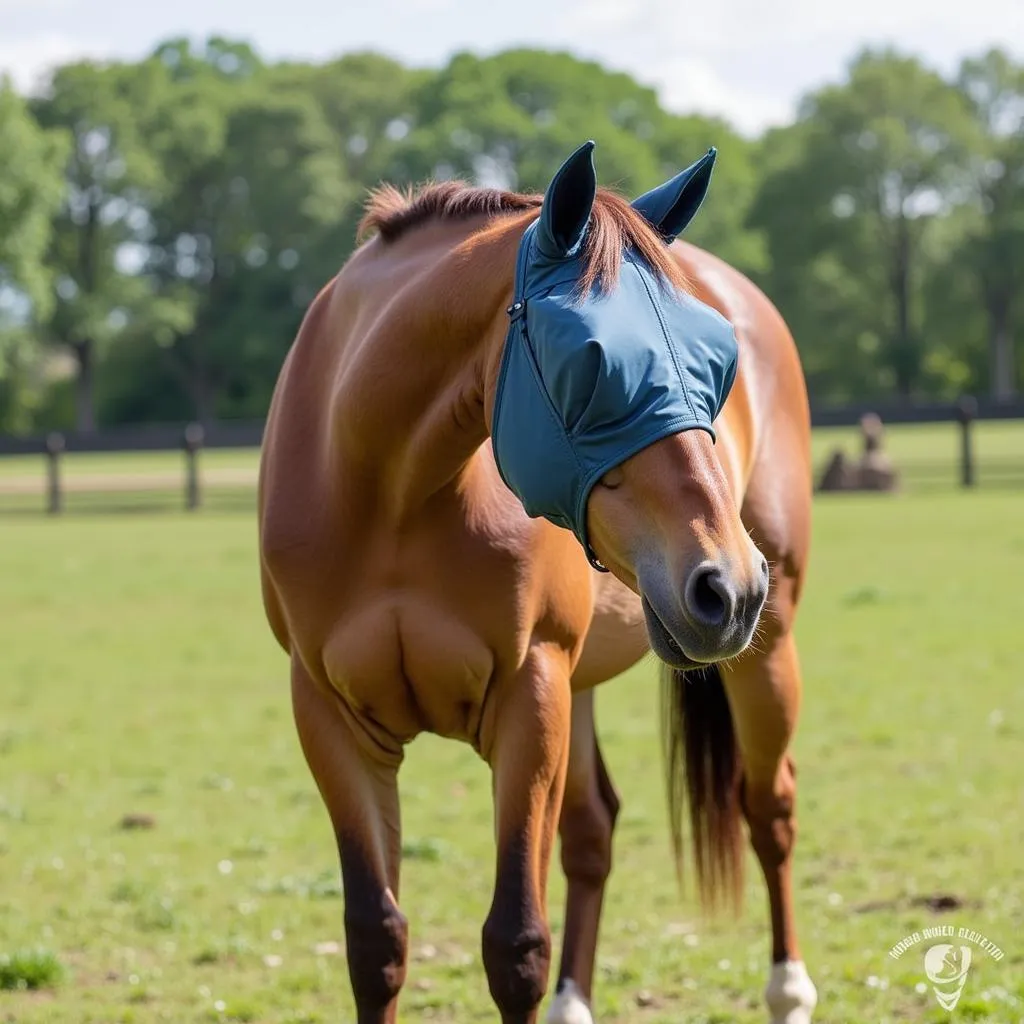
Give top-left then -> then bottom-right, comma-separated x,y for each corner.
344,898 -> 409,1009
742,756 -> 798,868
482,911 -> 552,1019
559,801 -> 615,887
560,742 -> 620,887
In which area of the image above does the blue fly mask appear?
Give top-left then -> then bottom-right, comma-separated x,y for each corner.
491,141 -> 739,571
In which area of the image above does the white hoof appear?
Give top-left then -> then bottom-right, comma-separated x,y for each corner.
547,979 -> 595,1024
765,960 -> 817,1024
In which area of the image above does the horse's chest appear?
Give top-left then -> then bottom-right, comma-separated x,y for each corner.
276,454 -> 581,744
321,590 -> 499,743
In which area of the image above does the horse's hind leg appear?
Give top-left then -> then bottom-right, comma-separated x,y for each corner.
722,632 -> 817,1024
481,648 -> 572,1024
547,689 -> 619,1024
291,659 -> 408,1024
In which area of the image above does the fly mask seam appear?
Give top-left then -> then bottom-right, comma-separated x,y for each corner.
633,258 -> 698,425
509,225 -> 583,483
518,315 -> 585,477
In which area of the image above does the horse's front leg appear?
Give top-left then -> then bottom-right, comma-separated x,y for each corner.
547,689 -> 619,1024
481,647 -> 573,1024
722,631 -> 817,1024
291,659 -> 408,1024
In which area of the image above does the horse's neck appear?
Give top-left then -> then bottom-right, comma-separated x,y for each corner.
337,220 -> 522,522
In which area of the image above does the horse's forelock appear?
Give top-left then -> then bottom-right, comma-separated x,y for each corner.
358,181 -> 689,293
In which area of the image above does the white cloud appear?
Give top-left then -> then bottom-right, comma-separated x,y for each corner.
0,33 -> 109,93
0,0 -> 71,10
557,0 -> 1023,131
403,0 -> 457,10
570,0 -> 639,30
642,56 -> 793,135
565,0 -> 1023,54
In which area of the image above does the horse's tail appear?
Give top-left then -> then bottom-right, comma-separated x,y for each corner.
660,663 -> 744,910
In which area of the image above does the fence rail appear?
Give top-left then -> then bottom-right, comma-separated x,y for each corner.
807,394 -> 1024,426
1,398 -> 1021,515
0,419 -> 266,457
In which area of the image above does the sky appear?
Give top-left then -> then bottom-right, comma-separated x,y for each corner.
1,0 -> 1021,135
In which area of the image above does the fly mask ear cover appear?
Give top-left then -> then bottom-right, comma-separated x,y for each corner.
491,219 -> 740,571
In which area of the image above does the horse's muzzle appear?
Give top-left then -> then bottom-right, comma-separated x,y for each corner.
641,556 -> 768,668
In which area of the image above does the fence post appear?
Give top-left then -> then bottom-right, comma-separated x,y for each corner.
183,423 -> 205,510
957,396 -> 977,488
45,432 -> 65,515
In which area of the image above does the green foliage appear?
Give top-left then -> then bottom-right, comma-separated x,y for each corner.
0,82 -> 67,316
953,49 -> 1024,398
31,59 -> 172,431
752,49 -> 981,399
0,81 -> 67,431
0,948 -> 64,991
139,62 -> 348,422
0,39 -> 1020,431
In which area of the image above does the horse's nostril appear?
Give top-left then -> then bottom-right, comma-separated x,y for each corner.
685,566 -> 734,629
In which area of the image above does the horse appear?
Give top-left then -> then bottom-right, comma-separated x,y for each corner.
258,140 -> 817,1024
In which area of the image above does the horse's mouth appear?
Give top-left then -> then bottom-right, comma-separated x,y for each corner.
640,594 -> 704,671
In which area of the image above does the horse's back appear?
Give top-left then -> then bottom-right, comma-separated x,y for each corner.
673,241 -> 810,477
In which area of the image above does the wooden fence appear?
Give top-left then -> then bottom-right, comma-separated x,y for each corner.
1,397 -> 1022,516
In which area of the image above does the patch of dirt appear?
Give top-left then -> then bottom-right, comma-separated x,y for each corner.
119,813 -> 157,830
910,893 -> 967,913
854,892 -> 974,914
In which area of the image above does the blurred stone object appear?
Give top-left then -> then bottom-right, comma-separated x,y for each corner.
817,449 -> 855,491
816,412 -> 900,492
856,413 -> 899,490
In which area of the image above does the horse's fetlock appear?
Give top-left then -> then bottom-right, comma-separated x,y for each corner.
765,960 -> 817,1024
344,902 -> 409,1007
482,916 -> 551,1016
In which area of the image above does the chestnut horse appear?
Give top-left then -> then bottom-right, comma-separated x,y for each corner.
258,141 -> 817,1024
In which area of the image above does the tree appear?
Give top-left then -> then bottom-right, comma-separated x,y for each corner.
752,49 -> 978,399
957,50 -> 1024,400
0,82 -> 67,314
9,39 -> 1018,427
389,50 -> 763,273
268,52 -> 428,246
0,80 -> 67,431
138,43 -> 348,422
31,60 -> 166,432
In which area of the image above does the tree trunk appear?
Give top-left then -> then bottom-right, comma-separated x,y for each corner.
72,200 -> 101,434
74,339 -> 97,433
182,338 -> 216,428
988,297 -> 1016,402
889,213 -> 918,398
193,362 -> 215,428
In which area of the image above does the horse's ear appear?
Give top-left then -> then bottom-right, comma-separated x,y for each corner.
535,140 -> 597,260
631,147 -> 717,243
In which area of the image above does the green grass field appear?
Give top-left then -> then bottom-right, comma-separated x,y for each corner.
1,470 -> 1023,1021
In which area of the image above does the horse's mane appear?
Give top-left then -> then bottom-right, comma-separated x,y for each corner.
357,180 -> 688,294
